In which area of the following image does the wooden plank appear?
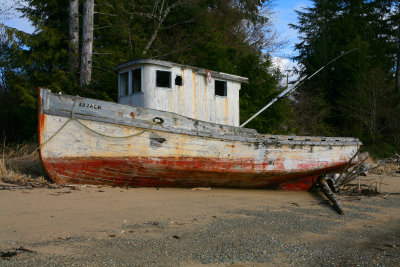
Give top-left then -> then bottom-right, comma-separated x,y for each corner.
41,89 -> 360,146
39,88 -> 362,188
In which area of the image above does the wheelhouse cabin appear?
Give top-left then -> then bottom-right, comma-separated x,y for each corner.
114,59 -> 248,127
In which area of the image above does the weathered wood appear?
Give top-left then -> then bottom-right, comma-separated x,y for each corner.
41,89 -> 359,145
80,0 -> 94,86
336,156 -> 370,188
0,186 -> 33,190
69,0 -> 79,76
334,149 -> 360,188
39,88 -> 361,189
115,59 -> 249,83
115,59 -> 243,127
318,176 -> 344,215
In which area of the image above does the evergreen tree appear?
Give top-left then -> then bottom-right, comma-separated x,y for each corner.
0,0 -> 75,141
291,0 -> 400,155
0,0 -> 288,142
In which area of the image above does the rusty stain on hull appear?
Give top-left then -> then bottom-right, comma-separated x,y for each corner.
224,98 -> 229,125
38,88 -> 361,190
192,70 -> 197,119
43,156 -> 349,189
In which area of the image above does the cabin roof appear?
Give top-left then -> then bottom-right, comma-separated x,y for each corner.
114,59 -> 249,83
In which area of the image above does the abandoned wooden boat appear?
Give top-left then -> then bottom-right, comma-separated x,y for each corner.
38,59 -> 360,189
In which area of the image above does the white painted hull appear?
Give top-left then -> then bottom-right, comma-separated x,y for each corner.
38,89 -> 361,189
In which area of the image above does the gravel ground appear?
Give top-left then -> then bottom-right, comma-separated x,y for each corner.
1,190 -> 399,267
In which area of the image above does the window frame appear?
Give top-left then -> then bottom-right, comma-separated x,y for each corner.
119,67 -> 144,97
214,80 -> 227,97
119,71 -> 130,97
131,67 -> 143,94
155,69 -> 172,88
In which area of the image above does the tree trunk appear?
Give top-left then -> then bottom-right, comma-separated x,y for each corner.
396,31 -> 400,92
80,0 -> 94,87
69,0 -> 79,77
395,5 -> 400,92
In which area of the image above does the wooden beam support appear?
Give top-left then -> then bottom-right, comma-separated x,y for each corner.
318,176 -> 344,215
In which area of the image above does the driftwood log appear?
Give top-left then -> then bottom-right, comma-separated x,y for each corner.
318,176 -> 344,215
0,185 -> 33,190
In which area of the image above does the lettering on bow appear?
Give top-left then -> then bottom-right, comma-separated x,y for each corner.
79,102 -> 101,110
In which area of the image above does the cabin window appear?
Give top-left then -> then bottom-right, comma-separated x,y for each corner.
215,80 -> 227,97
156,70 -> 171,88
119,72 -> 129,96
131,68 -> 142,93
175,75 -> 183,86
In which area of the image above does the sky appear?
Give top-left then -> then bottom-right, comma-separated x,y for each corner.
1,0 -> 35,34
272,0 -> 311,58
1,0 -> 313,79
270,0 -> 312,80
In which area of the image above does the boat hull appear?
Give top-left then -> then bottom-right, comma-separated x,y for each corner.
38,89 -> 360,189
43,156 -> 349,188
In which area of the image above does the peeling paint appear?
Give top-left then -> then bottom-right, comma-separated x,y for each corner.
117,61 -> 241,126
149,132 -> 166,148
192,70 -> 197,119
43,156 -> 349,189
224,97 -> 229,125
38,89 -> 361,190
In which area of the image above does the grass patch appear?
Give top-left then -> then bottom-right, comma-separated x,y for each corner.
1,141 -> 51,187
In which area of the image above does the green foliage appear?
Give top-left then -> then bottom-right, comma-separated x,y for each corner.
1,0 -> 288,142
291,0 -> 400,154
238,53 -> 289,133
0,0 -> 80,141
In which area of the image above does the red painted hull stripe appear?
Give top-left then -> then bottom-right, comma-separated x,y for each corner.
42,156 -> 349,189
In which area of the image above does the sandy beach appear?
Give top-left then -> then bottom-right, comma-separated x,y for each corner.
0,173 -> 399,266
